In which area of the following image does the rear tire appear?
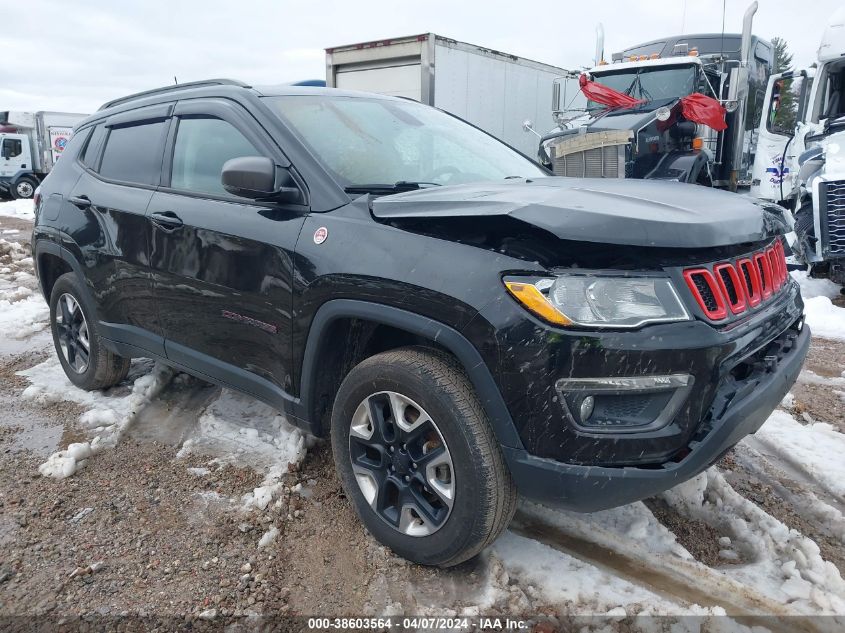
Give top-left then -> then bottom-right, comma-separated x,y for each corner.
11,177 -> 37,200
331,346 -> 516,567
49,273 -> 130,390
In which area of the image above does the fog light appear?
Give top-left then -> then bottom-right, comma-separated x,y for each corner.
556,374 -> 694,434
580,396 -> 595,422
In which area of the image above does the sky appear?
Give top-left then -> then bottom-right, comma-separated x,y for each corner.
1,0 -> 840,114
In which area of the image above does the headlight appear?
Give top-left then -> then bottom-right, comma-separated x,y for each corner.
504,274 -> 690,329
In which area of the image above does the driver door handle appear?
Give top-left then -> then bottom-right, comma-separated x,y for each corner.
151,211 -> 184,231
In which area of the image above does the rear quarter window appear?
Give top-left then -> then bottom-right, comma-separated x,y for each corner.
80,125 -> 107,170
99,120 -> 167,186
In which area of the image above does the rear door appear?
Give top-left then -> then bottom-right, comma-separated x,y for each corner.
148,98 -> 306,404
67,105 -> 171,355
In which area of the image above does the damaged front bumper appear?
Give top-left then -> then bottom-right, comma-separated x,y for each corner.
501,319 -> 809,512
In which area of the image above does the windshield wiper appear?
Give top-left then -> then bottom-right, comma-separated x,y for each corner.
344,181 -> 442,195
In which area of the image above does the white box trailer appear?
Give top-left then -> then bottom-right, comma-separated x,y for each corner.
326,34 -> 582,157
0,110 -> 88,198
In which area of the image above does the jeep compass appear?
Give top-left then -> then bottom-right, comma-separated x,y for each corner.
32,79 -> 809,567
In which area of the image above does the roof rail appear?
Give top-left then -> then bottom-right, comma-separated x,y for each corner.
97,79 -> 250,111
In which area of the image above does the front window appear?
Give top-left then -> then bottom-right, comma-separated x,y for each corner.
264,95 -> 545,189
588,65 -> 697,110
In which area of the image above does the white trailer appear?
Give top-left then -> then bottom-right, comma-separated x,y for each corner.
0,110 -> 87,199
325,34 -> 582,156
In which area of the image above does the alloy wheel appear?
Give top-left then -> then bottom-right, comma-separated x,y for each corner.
349,391 -> 455,536
55,293 -> 90,373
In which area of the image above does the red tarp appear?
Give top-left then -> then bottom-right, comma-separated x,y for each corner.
579,74 -> 644,109
678,93 -> 728,131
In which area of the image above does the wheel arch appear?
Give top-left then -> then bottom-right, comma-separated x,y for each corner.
297,299 -> 523,450
34,240 -> 94,306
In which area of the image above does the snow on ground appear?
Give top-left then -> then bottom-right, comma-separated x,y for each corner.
754,409 -> 845,500
176,387 -> 313,512
791,269 -> 845,341
0,198 -> 35,220
661,470 -> 845,616
18,357 -> 173,478
0,239 -> 47,352
791,269 -> 842,300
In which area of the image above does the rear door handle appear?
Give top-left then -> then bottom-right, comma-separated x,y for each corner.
151,211 -> 184,231
69,195 -> 91,209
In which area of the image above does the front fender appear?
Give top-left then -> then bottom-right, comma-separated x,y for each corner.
644,150 -> 709,184
297,298 -> 523,449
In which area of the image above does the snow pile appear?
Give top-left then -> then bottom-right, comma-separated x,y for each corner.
789,270 -> 845,340
0,199 -> 35,220
17,357 -> 173,478
754,409 -> 845,500
175,388 -> 312,511
791,269 -> 842,300
0,289 -> 48,340
0,239 -> 47,348
661,469 -> 845,616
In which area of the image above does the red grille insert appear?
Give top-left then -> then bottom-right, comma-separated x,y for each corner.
714,263 -> 746,314
683,269 -> 727,320
682,240 -> 788,322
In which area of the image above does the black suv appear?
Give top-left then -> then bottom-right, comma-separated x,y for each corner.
33,79 -> 809,567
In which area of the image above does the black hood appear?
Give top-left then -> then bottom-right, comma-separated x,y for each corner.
371,177 -> 788,249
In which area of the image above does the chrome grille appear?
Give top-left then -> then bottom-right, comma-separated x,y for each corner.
554,146 -> 625,178
824,180 -> 845,257
547,130 -> 631,179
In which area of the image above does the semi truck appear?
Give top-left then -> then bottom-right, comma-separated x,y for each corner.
0,110 -> 88,199
536,2 -> 772,191
325,33 -> 583,156
751,7 -> 845,284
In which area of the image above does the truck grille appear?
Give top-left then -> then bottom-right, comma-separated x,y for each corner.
682,240 -> 788,322
554,145 -> 625,178
547,130 -> 631,179
822,180 -> 845,257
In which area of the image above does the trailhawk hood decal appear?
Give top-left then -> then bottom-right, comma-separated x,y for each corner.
372,178 -> 787,248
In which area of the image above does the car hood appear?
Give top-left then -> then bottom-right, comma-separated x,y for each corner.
371,177 -> 788,248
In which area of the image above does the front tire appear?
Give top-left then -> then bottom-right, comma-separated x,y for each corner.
49,273 -> 130,390
331,347 -> 516,567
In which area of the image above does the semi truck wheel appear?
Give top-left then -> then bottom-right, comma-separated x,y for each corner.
12,177 -> 37,199
331,346 -> 516,567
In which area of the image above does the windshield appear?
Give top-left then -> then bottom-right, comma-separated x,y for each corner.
264,95 -> 545,189
589,65 -> 697,109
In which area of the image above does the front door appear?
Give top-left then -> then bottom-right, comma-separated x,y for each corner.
751,71 -> 813,203
148,100 -> 306,406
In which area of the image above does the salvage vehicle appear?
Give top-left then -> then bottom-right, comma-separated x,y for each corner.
32,79 -> 809,567
0,110 -> 88,199
537,2 -> 771,191
751,7 -> 845,284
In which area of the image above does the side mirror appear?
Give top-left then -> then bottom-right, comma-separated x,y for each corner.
221,156 -> 303,203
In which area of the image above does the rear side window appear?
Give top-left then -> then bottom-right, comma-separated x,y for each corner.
99,120 -> 167,185
170,117 -> 258,196
80,125 -> 107,169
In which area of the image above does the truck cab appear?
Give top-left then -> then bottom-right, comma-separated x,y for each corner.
540,3 -> 772,192
0,131 -> 35,198
752,7 -> 845,283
